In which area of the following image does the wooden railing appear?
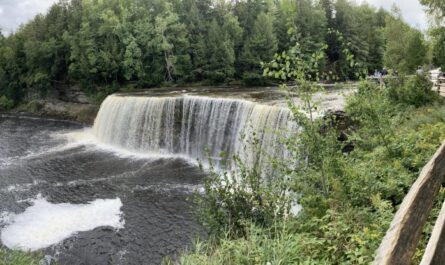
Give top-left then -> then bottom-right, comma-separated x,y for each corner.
433,77 -> 445,96
374,141 -> 445,265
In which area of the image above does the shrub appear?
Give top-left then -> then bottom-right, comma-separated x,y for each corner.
346,81 -> 396,152
92,83 -> 119,104
387,74 -> 441,107
242,72 -> 265,86
179,98 -> 445,265
0,248 -> 43,265
171,224 -> 324,265
0,95 -> 14,110
206,71 -> 226,84
176,44 -> 445,264
196,155 -> 293,239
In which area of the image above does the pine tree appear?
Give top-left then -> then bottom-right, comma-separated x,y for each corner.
405,30 -> 428,72
205,17 -> 241,83
180,0 -> 209,81
240,12 -> 277,85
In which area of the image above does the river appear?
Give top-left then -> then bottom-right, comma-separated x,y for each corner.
0,114 -> 203,264
0,87 -> 349,264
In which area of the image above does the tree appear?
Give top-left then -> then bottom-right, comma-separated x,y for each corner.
204,9 -> 242,83
420,0 -> 445,22
383,7 -> 411,73
384,6 -> 428,74
122,36 -> 143,81
205,19 -> 234,82
405,30 -> 429,72
179,0 -> 210,81
240,12 -> 277,84
430,27 -> 445,69
0,0 -> 425,103
293,0 -> 327,54
153,4 -> 191,83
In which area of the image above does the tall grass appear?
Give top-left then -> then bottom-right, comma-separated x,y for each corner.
0,248 -> 43,265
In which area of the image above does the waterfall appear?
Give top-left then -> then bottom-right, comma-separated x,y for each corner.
92,95 -> 295,174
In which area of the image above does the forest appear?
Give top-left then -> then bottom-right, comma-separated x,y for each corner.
0,0 -> 435,109
1,0 -> 445,264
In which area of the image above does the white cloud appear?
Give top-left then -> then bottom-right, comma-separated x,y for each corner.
357,0 -> 429,31
0,0 -> 58,35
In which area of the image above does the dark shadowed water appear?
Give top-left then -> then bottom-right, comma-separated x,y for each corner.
0,115 -> 204,265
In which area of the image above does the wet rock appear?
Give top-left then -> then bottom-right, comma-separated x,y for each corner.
11,100 -> 99,125
39,255 -> 56,265
56,84 -> 91,104
322,110 -> 356,153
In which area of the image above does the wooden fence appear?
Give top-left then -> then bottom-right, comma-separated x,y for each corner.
433,77 -> 445,97
373,141 -> 445,265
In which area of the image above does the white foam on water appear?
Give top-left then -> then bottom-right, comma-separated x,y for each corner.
2,180 -> 48,193
0,142 -> 87,168
1,197 -> 124,251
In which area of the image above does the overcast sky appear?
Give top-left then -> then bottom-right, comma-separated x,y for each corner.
0,0 -> 59,35
0,0 -> 430,36
357,0 -> 429,30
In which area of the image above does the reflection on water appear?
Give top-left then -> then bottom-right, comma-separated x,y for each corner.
0,115 -> 204,265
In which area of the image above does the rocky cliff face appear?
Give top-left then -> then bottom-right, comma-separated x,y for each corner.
15,83 -> 98,124
13,100 -> 99,125
56,84 -> 91,104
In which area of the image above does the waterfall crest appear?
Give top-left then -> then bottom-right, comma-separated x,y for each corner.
93,95 -> 294,173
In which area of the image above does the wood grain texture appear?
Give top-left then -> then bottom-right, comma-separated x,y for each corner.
373,141 -> 445,265
420,198 -> 445,265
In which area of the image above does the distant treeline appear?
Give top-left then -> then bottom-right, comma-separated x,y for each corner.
0,0 -> 431,106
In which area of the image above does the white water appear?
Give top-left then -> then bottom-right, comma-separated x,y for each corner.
1,197 -> 124,251
92,95 -> 295,175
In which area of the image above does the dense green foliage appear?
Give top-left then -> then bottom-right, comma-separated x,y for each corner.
420,0 -> 445,20
0,248 -> 43,265
172,47 -> 444,263
0,0 -> 429,108
387,74 -> 440,107
421,0 -> 445,71
195,157 -> 292,239
430,27 -> 445,70
383,7 -> 429,74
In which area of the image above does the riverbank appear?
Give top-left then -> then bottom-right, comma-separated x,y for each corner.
172,76 -> 445,264
0,248 -> 43,265
4,84 -> 354,126
6,100 -> 99,125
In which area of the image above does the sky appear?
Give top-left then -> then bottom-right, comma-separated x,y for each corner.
0,0 -> 59,35
0,0 -> 430,36
358,0 -> 429,31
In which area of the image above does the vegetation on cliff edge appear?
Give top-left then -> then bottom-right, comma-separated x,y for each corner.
167,50 -> 445,264
0,0 -> 431,109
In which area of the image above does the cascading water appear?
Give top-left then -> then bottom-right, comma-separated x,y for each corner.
0,90 -> 346,264
93,94 -> 295,175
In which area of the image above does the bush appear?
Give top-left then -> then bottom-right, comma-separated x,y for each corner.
387,74 -> 441,107
242,72 -> 265,86
170,224 -> 322,265
0,248 -> 43,265
0,96 -> 14,110
92,83 -> 119,104
205,71 -> 227,84
176,82 -> 445,264
175,46 -> 445,264
346,81 -> 397,152
196,155 -> 293,239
